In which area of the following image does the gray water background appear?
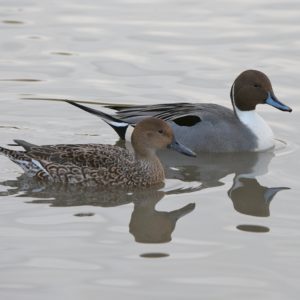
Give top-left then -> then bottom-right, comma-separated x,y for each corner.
0,0 -> 300,299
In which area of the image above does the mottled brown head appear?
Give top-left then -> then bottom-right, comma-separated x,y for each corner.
231,70 -> 292,112
131,117 -> 196,158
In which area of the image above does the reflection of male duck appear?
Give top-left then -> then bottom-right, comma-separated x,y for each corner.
158,149 -> 271,184
158,149 -> 290,216
227,151 -> 290,217
228,177 -> 289,217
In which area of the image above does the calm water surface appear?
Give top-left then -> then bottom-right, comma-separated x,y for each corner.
0,0 -> 300,299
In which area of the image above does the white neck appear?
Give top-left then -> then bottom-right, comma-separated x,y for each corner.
234,106 -> 275,151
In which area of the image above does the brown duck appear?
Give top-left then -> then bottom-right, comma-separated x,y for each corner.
0,117 -> 195,187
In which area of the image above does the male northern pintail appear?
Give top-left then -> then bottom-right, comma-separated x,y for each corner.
0,118 -> 195,186
66,70 -> 292,153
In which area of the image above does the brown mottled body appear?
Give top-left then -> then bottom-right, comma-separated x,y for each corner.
0,118 -> 195,187
0,143 -> 164,187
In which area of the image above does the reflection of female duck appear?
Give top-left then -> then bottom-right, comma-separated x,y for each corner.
0,177 -> 195,243
0,175 -> 136,207
129,189 -> 195,243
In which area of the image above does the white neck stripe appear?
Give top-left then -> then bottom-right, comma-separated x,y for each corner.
234,105 -> 274,151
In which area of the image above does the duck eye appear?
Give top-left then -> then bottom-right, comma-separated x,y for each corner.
158,129 -> 164,134
254,83 -> 261,88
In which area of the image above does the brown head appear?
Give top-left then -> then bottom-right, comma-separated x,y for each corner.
230,70 -> 292,112
131,117 -> 196,159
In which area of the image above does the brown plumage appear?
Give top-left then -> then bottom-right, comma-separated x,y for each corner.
0,117 -> 195,187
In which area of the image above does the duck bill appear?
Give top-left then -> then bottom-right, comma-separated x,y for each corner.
167,138 -> 196,157
265,92 -> 292,112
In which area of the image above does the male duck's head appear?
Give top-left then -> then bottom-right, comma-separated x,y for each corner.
231,70 -> 292,113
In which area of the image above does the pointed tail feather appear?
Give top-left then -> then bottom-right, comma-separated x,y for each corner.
0,146 -> 31,172
0,146 -> 49,178
13,140 -> 38,151
0,146 -> 24,160
66,101 -> 129,140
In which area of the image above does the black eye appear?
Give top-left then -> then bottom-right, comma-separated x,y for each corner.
254,83 -> 261,88
158,129 -> 164,134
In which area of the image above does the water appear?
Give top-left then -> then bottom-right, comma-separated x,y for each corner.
0,0 -> 300,299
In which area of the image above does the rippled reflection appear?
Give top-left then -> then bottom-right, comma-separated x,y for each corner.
0,145 -> 290,231
129,189 -> 195,243
159,149 -> 290,217
0,176 -> 196,243
229,176 -> 289,217
0,141 -> 290,243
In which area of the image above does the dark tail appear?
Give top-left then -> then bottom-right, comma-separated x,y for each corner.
66,101 -> 129,140
13,140 -> 38,151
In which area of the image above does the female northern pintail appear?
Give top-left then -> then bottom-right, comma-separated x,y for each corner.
0,118 -> 195,186
66,70 -> 292,153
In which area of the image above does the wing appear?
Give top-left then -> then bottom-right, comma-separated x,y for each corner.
111,103 -> 233,125
1,143 -> 136,182
66,101 -> 235,141
25,144 -> 135,168
105,102 -> 200,124
35,145 -> 137,185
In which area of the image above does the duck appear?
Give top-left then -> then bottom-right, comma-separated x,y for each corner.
0,117 -> 196,186
66,70 -> 292,153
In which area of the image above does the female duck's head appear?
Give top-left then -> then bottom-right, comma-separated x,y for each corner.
131,117 -> 196,158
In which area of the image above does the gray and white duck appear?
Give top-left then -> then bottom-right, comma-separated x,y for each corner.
66,70 -> 292,153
